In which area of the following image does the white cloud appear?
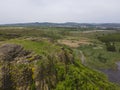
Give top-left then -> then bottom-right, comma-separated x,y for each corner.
0,0 -> 120,24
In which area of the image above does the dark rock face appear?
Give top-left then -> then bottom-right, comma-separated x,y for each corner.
0,44 -> 75,90
0,44 -> 40,90
0,44 -> 30,62
0,44 -> 40,65
0,64 -> 15,90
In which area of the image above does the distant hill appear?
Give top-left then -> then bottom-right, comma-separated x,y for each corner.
1,22 -> 120,29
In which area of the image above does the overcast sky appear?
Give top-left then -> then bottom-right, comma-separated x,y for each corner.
0,0 -> 120,24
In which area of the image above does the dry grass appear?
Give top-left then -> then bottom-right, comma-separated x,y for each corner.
58,38 -> 92,48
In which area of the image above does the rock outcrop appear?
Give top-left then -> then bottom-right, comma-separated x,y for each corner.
0,44 -> 117,90
0,44 -> 40,90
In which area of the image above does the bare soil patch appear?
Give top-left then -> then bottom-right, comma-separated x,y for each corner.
58,39 -> 92,48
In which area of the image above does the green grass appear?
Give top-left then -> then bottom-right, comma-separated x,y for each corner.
0,26 -> 120,70
78,43 -> 120,69
6,39 -> 61,55
0,27 -> 120,89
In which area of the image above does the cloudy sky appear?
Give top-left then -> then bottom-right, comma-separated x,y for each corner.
0,0 -> 120,24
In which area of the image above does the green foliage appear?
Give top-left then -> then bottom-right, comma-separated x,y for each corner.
98,33 -> 120,42
31,82 -> 36,90
55,61 -> 116,90
97,53 -> 107,63
78,44 -> 120,69
8,39 -> 61,55
106,42 -> 116,52
0,27 -> 120,90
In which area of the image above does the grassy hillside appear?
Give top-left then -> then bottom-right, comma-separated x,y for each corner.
0,27 -> 120,89
0,38 -> 119,90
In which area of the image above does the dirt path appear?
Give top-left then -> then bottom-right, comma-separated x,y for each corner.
116,61 -> 120,70
79,50 -> 86,65
75,49 -> 86,65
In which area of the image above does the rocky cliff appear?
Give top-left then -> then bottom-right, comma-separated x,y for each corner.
0,43 -> 117,90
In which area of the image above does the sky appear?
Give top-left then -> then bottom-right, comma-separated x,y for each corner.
0,0 -> 120,24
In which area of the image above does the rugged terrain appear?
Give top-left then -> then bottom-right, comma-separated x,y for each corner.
0,27 -> 120,90
0,41 -> 118,90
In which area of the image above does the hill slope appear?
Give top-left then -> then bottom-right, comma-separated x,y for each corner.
0,39 -> 119,90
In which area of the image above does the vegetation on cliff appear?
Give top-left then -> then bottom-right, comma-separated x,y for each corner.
0,39 -> 118,90
0,27 -> 120,90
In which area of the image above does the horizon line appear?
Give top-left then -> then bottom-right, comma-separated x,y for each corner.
1,22 -> 120,25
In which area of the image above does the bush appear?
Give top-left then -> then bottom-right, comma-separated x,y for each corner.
106,42 -> 116,52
